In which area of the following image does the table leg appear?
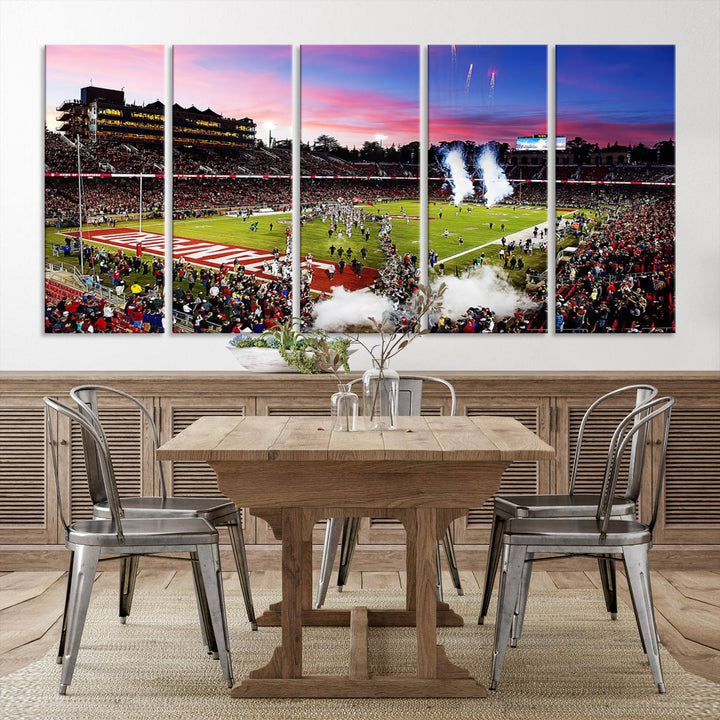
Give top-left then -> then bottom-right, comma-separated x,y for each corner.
235,507 -> 304,687
415,508 -> 438,678
281,507 -> 303,678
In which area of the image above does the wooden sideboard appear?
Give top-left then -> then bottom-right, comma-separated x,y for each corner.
1,371 -> 718,570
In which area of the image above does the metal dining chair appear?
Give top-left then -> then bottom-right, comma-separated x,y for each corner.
489,395 -> 674,694
66,385 -> 256,637
478,384 -> 658,626
44,396 -> 233,695
315,374 -> 462,609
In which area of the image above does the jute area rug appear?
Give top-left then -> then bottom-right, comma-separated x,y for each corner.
1,584 -> 718,720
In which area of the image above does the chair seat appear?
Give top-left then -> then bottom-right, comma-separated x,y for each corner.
94,496 -> 236,521
505,517 -> 651,547
68,517 -> 218,547
496,493 -> 635,519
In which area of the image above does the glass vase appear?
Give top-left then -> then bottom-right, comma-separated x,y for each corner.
362,365 -> 400,430
331,383 -> 359,432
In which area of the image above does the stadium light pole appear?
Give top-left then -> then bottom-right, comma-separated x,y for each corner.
265,121 -> 276,149
76,134 -> 84,275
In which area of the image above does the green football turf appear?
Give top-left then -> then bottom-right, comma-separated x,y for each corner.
45,199 -> 560,292
425,199 -> 549,283
299,199 -> 551,287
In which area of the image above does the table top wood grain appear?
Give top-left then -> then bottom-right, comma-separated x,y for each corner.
156,415 -> 555,464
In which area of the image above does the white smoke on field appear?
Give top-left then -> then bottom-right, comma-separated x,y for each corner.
432,267 -> 534,320
436,144 -> 475,206
311,287 -> 394,332
474,144 -> 514,207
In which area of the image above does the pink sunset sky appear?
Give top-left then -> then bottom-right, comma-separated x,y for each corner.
174,46 -> 292,141
302,46 -> 419,149
46,45 -> 293,141
45,45 -> 164,132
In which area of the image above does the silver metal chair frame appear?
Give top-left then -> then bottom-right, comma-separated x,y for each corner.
489,395 -> 674,694
315,375 -> 461,609
44,396 -> 233,695
66,385 -> 256,635
478,384 -> 658,625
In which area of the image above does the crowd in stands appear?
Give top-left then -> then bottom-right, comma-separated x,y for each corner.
301,179 -> 419,205
45,291 -> 163,333
556,184 -> 674,211
172,258 -> 292,333
556,195 -> 675,332
45,178 -> 163,221
46,132 -> 421,178
45,130 -> 164,173
608,164 -> 675,183
46,242 -> 165,333
46,292 -> 164,333
46,176 -> 421,222
173,178 -> 291,214
173,146 -> 292,176
429,303 -> 546,333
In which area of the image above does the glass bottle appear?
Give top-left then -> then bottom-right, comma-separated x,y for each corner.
362,364 -> 400,430
331,383 -> 359,432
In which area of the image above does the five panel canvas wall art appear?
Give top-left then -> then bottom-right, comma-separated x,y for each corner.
43,45 -> 676,336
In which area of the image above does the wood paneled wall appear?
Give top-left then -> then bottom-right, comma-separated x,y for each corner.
1,371 -> 718,570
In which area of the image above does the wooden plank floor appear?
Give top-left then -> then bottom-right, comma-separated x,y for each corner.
1,569 -> 718,685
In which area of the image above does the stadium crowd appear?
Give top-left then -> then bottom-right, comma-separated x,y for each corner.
556,195 -> 675,332
301,179 -> 419,205
173,178 -> 291,214
45,283 -> 164,334
429,303 -> 546,333
46,132 -> 421,178
172,258 -> 292,333
46,178 -> 163,222
45,130 -> 164,173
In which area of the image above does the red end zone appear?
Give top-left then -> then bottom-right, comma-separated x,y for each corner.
63,227 -> 377,293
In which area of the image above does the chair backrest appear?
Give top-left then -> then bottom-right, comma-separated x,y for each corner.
44,396 -> 126,541
348,374 -> 456,417
70,385 -> 167,501
570,384 -> 658,501
596,395 -> 674,535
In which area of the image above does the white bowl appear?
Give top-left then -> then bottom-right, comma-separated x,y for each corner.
227,346 -> 298,373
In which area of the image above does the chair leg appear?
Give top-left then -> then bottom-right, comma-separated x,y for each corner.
510,552 -> 534,647
337,517 -> 361,591
435,542 -> 444,602
226,510 -> 257,630
118,555 -> 140,624
57,551 -> 75,663
441,526 -> 464,596
191,551 -> 217,656
315,517 -> 343,608
623,544 -> 665,694
479,512 -> 506,625
59,544 -> 100,695
197,544 -> 234,688
489,543 -> 527,692
597,555 -> 618,619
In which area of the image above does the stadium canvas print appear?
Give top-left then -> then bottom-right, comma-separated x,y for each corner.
45,45 -> 165,333
428,45 -> 549,333
555,45 -> 675,333
173,45 -> 292,333
300,45 -> 420,332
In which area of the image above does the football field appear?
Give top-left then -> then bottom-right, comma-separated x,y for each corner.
45,198 -> 553,292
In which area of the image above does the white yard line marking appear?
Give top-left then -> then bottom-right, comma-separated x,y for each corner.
437,220 -> 550,265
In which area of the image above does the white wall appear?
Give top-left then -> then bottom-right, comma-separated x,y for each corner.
1,0 -> 718,372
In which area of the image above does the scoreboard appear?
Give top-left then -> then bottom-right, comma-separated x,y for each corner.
516,135 -> 567,150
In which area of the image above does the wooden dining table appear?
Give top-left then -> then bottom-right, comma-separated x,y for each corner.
157,414 -> 554,698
